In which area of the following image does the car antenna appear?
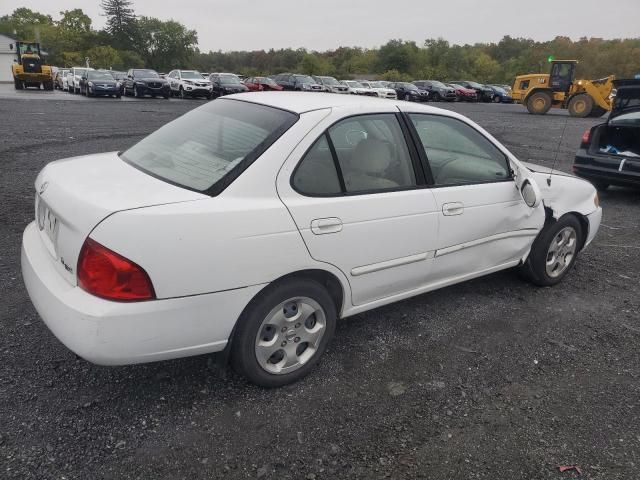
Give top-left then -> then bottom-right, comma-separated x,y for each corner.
548,116 -> 570,186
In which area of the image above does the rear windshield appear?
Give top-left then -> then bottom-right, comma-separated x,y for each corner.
121,100 -> 298,194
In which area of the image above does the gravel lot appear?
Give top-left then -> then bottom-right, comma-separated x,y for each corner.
1,89 -> 639,480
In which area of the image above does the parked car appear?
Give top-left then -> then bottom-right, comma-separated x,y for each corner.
273,74 -> 323,92
449,80 -> 494,102
54,69 -> 69,90
166,70 -> 212,99
67,67 -> 93,94
80,70 -> 121,98
359,80 -> 397,99
489,84 -> 512,95
312,76 -> 349,94
486,85 -> 514,103
448,83 -> 478,102
413,80 -> 457,102
574,79 -> 640,190
388,82 -> 429,102
244,76 -> 284,92
123,69 -> 170,99
107,70 -> 127,95
209,73 -> 249,98
22,92 -> 602,387
340,80 -> 378,96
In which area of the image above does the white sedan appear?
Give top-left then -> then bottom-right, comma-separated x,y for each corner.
22,93 -> 602,387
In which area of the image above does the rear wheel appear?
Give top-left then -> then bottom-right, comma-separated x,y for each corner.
231,278 -> 337,387
520,215 -> 583,286
526,91 -> 553,115
568,94 -> 594,118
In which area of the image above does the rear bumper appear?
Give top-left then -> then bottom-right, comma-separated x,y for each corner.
21,222 -> 264,365
574,153 -> 640,187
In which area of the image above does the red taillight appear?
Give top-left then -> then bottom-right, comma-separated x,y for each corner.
581,129 -> 591,146
77,238 -> 155,301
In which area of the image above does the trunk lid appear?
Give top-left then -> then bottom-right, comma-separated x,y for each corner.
34,152 -> 207,285
609,79 -> 640,120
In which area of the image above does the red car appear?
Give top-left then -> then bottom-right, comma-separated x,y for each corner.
244,76 -> 284,92
448,83 -> 478,102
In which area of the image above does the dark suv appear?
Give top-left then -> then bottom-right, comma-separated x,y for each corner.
273,74 -> 323,92
388,82 -> 429,102
209,73 -> 249,98
413,80 -> 457,102
123,69 -> 170,99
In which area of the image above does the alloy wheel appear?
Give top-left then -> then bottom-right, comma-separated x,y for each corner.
545,227 -> 578,278
254,297 -> 327,375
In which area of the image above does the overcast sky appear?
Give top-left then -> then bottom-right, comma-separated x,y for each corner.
12,0 -> 640,52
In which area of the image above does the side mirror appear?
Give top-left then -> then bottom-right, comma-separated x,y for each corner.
521,179 -> 542,208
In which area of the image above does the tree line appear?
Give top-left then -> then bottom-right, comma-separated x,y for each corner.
2,3 -> 639,83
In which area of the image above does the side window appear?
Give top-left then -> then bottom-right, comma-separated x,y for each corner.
409,114 -> 510,186
292,135 -> 342,195
329,114 -> 416,193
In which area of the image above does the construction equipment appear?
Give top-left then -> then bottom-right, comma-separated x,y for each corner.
512,60 -> 615,118
11,41 -> 54,91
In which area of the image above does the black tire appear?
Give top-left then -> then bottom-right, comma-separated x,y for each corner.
163,93 -> 170,99
134,85 -> 140,98
493,95 -> 501,103
433,92 -> 441,102
14,78 -> 23,90
520,215 -> 583,287
116,93 -> 122,99
526,91 -> 553,115
231,278 -> 337,387
179,87 -> 186,99
568,94 -> 594,118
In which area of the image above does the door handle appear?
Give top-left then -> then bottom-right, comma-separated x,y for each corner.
442,202 -> 464,216
310,217 -> 343,235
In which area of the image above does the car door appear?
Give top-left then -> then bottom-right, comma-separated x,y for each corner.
277,108 -> 440,306
402,111 -> 545,282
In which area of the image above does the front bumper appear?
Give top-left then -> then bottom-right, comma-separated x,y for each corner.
21,222 -> 264,365
584,207 -> 602,249
91,86 -> 120,95
138,83 -> 170,95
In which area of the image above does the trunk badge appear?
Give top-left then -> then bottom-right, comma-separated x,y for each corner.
39,181 -> 49,195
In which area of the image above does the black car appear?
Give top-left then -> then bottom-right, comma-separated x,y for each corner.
449,80 -> 494,102
573,79 -> 640,190
388,82 -> 429,102
273,73 -> 323,92
209,73 -> 249,98
107,70 -> 127,95
413,80 -> 457,102
79,70 -> 122,98
123,69 -> 170,99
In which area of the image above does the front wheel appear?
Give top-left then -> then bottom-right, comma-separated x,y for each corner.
493,95 -> 501,103
231,278 -> 337,387
520,215 -> 583,286
568,94 -> 594,118
526,91 -> 553,114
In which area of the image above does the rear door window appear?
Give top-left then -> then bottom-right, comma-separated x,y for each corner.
121,99 -> 298,194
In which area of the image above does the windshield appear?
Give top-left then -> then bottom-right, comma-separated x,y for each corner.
88,71 -> 115,81
134,69 -> 159,78
121,100 -> 298,193
294,75 -> 315,84
181,71 -> 204,79
403,83 -> 418,91
466,81 -> 483,89
74,69 -> 88,76
319,77 -> 339,86
219,75 -> 241,85
430,81 -> 446,88
256,77 -> 277,87
368,82 -> 383,88
346,81 -> 364,88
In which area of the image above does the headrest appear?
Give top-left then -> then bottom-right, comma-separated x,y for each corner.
350,138 -> 391,174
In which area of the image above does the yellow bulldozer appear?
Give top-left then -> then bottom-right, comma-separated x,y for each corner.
512,60 -> 615,118
11,41 -> 54,90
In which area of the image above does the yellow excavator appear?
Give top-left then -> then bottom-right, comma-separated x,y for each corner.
11,41 -> 54,90
512,60 -> 615,118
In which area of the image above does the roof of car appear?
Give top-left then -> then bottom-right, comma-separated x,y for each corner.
221,91 -> 450,115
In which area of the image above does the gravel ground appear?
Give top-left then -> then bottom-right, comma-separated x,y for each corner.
1,91 -> 639,480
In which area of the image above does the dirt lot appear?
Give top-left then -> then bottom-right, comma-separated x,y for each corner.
1,92 -> 639,480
